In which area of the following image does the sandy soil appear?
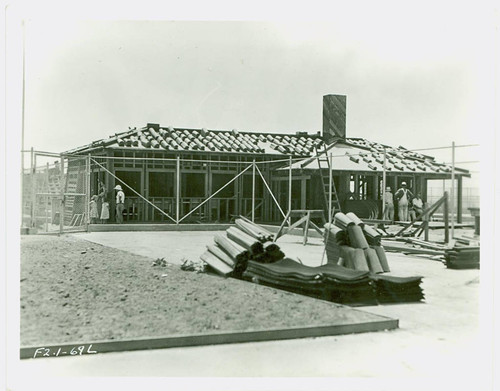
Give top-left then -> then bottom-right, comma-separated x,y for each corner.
20,235 -> 386,347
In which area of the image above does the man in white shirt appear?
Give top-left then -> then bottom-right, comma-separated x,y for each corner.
114,184 -> 125,223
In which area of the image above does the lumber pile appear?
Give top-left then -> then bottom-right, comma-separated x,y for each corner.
444,246 -> 480,269
325,212 -> 390,273
200,218 -> 284,277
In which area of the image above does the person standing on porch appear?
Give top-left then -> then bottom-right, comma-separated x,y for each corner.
395,182 -> 413,222
383,186 -> 394,222
114,185 -> 125,224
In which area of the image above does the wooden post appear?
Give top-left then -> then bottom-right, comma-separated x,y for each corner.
288,155 -> 292,227
457,175 -> 463,224
86,154 -> 91,231
252,159 -> 256,222
30,148 -> 35,228
59,156 -> 65,234
45,162 -> 49,231
176,155 -> 180,224
444,191 -> 449,244
328,153 -> 333,221
301,178 -> 307,210
450,142 -> 455,239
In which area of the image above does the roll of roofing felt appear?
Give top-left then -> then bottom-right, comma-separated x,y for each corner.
373,245 -> 390,272
364,247 -> 384,274
346,212 -> 364,227
347,225 -> 369,249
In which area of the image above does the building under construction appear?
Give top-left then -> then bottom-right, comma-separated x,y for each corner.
25,94 -> 471,230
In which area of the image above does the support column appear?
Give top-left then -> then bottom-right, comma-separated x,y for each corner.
301,178 -> 307,209
107,152 -> 115,222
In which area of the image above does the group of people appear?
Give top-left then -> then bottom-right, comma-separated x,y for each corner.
383,182 -> 424,223
88,181 -> 126,224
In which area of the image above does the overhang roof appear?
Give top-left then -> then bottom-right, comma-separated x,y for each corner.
279,138 -> 470,177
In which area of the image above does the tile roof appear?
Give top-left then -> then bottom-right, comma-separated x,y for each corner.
284,138 -> 469,176
66,125 -> 324,157
65,124 -> 469,176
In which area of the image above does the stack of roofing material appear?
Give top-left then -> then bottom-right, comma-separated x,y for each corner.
325,212 -> 388,273
317,263 -> 377,306
243,258 -> 328,300
201,218 -> 284,277
243,258 -> 376,305
444,246 -> 480,269
371,275 -> 425,303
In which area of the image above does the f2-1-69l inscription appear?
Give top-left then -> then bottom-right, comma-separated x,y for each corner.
33,344 -> 97,358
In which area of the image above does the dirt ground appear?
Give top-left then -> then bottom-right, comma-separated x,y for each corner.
20,235 -> 388,347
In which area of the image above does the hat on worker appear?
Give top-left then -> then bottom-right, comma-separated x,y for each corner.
386,187 -> 391,191
114,185 -> 123,191
401,182 -> 407,186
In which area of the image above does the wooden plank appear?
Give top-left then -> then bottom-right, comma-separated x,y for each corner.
20,317 -> 398,359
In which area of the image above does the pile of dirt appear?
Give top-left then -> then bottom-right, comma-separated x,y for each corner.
20,235 -> 379,347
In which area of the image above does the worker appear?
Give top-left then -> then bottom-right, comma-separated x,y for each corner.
395,182 -> 413,222
383,186 -> 394,222
410,192 -> 424,221
114,184 -> 125,223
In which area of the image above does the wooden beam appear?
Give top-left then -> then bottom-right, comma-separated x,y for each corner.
457,176 -> 463,224
444,191 -> 449,244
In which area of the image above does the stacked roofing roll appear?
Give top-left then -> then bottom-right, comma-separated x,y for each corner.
201,218 -> 284,277
444,246 -> 480,269
325,212 -> 390,273
243,258 -> 377,306
371,275 -> 425,303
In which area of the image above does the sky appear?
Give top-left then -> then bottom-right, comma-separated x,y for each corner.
12,2 -> 497,186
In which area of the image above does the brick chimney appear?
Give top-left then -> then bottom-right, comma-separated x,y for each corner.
322,94 -> 347,144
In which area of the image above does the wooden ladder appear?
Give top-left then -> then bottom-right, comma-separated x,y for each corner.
315,144 -> 342,222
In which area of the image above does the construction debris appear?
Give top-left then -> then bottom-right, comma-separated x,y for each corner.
180,258 -> 207,273
152,257 -> 168,267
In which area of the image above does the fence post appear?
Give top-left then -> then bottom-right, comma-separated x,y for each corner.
176,155 -> 180,225
444,191 -> 449,244
450,141 -> 455,240
30,148 -> 36,229
252,159 -> 256,222
382,147 -> 387,219
59,155 -> 65,235
288,155 -> 292,227
45,162 -> 49,232
86,154 -> 91,231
